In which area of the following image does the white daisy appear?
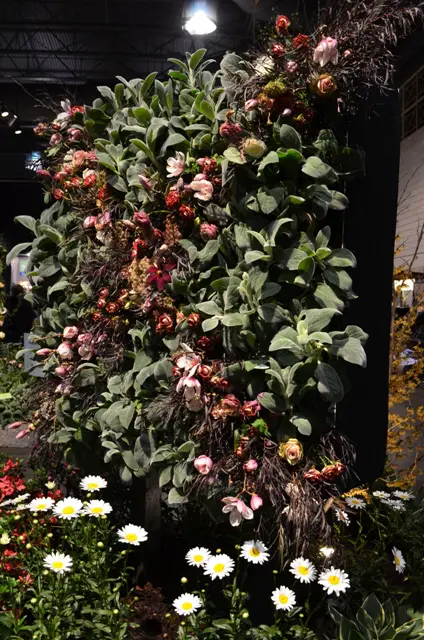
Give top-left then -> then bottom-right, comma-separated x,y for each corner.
204,554 -> 235,580
117,524 -> 148,546
289,557 -> 317,584
392,547 -> 406,574
271,586 -> 296,611
83,500 -> 112,518
173,592 -> 202,617
43,552 -> 73,574
29,497 -> 55,513
335,509 -> 350,525
53,497 -> 83,519
79,475 -> 107,492
345,496 -> 366,510
240,540 -> 270,565
1,493 -> 30,507
372,490 -> 390,499
186,547 -> 211,567
16,503 -> 29,511
381,499 -> 406,512
393,490 -> 414,501
318,567 -> 350,596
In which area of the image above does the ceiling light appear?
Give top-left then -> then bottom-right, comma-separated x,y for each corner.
184,1 -> 217,35
7,114 -> 17,127
15,129 -> 22,135
1,110 -> 9,118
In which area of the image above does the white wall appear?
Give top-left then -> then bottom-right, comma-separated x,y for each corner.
396,127 -> 424,273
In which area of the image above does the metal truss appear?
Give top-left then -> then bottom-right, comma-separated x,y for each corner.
0,0 -> 252,83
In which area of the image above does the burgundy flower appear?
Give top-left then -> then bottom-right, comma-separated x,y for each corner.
197,336 -> 212,351
146,261 -> 175,292
97,186 -> 108,200
99,288 -> 109,298
69,177 -> 82,188
187,313 -> 201,328
153,228 -> 163,241
198,157 -> 217,174
178,204 -> 195,222
200,223 -> 218,241
54,171 -> 67,182
97,298 -> 107,309
212,394 -> 241,419
131,238 -> 148,259
133,211 -> 151,227
105,302 -> 118,314
293,34 -> 309,49
156,313 -> 174,333
271,43 -> 285,58
321,462 -> 345,480
165,191 -> 181,210
83,169 -> 97,187
92,312 -> 102,322
198,365 -> 212,379
276,14 -> 290,32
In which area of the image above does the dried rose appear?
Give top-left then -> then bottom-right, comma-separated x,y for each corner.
36,169 -> 51,180
197,336 -> 212,351
105,302 -> 118,314
92,312 -> 102,322
68,127 -> 83,142
78,345 -> 95,361
83,169 -> 97,187
52,188 -> 64,200
271,43 -> 285,58
198,157 -> 217,174
303,468 -> 322,482
293,34 -> 309,48
97,186 -> 108,200
198,365 -> 212,379
156,313 -> 174,333
99,288 -> 109,298
242,400 -> 261,418
97,298 -> 107,309
49,133 -> 63,146
72,150 -> 87,167
194,455 -> 213,475
279,438 -> 303,465
57,342 -> 74,360
212,394 -> 241,419
219,120 -> 243,143
312,73 -> 337,97
321,462 -> 345,480
276,14 -> 290,32
243,138 -> 267,159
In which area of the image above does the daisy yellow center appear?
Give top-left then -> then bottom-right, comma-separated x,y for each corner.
279,594 -> 289,605
250,548 -> 261,557
298,565 -> 309,575
352,499 -> 360,504
395,556 -> 401,565
62,506 -> 75,515
92,507 -> 103,514
88,483 -> 99,490
214,563 -> 225,573
328,575 -> 340,585
182,602 -> 193,611
36,504 -> 46,510
193,554 -> 204,563
52,561 -> 63,569
126,533 -> 138,542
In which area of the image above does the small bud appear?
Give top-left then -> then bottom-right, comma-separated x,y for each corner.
43,570 -> 49,576
30,598 -> 37,604
242,612 -> 249,619
181,577 -> 188,584
14,515 -> 20,521
113,609 -> 119,615
216,548 -> 221,553
273,570 -> 278,575
26,543 -> 32,550
234,544 -> 241,550
47,533 -> 53,538
97,541 -> 104,548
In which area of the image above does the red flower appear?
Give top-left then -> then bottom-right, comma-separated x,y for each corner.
187,313 -> 201,327
303,468 -> 322,483
198,365 -> 212,379
71,105 -> 85,115
4,550 -> 18,558
198,157 -> 217,174
178,204 -> 195,222
156,313 -> 174,334
146,262 -> 175,292
97,186 -> 108,200
197,336 -> 212,351
18,573 -> 33,585
276,14 -> 290,32
105,302 -> 118,314
131,238 -> 148,259
52,188 -> 64,200
99,288 -> 109,299
293,34 -> 309,49
70,176 -> 82,188
165,191 -> 181,210
83,170 -> 97,187
92,312 -> 102,322
133,211 -> 151,227
271,43 -> 286,58
242,400 -> 261,418
97,298 -> 107,309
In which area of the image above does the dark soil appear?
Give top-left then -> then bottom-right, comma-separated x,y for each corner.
128,583 -> 179,640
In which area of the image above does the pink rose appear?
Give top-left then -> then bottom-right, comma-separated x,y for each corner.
68,127 -> 83,142
166,151 -> 185,178
72,150 -> 87,167
313,36 -> 338,67
243,459 -> 258,472
63,326 -> 78,340
78,344 -> 95,360
36,169 -> 51,180
244,99 -> 259,112
189,178 -> 213,202
57,342 -> 74,360
36,348 -> 52,357
55,364 -> 72,378
200,223 -> 218,241
49,133 -> 63,146
285,61 -> 298,73
77,332 -> 92,345
83,216 -> 97,229
250,494 -> 263,511
194,455 -> 213,475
